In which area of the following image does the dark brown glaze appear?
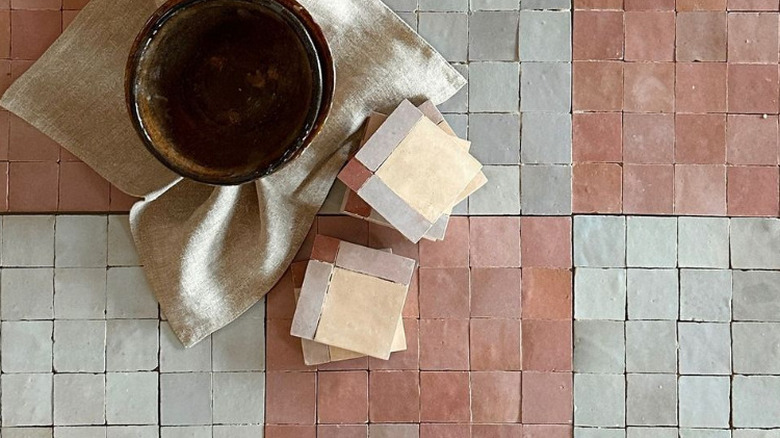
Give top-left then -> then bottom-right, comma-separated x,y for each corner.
126,0 -> 334,185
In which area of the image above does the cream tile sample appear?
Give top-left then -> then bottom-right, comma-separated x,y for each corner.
314,268 -> 408,359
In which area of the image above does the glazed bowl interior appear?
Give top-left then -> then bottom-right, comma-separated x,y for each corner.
126,0 -> 333,185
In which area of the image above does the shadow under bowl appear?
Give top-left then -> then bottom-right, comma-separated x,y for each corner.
126,0 -> 334,185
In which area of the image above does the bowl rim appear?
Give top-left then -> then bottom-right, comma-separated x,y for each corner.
125,0 -> 335,186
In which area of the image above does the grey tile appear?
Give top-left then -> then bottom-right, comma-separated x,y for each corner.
731,218 -> 780,269
54,268 -> 106,319
1,268 -> 54,320
419,0 -> 468,10
54,320 -> 106,373
627,428 -> 678,438
469,113 -> 520,165
733,323 -> 780,375
626,216 -> 677,268
519,10 -> 571,61
160,322 -> 211,372
396,12 -> 418,30
520,62 -> 571,112
733,270 -> 780,322
679,376 -> 730,429
55,427 -> 106,438
626,374 -> 677,426
733,375 -> 780,428
213,301 -> 266,371
574,268 -> 626,320
418,13 -> 468,62
678,217 -> 729,268
472,0 -> 519,10
574,320 -> 625,373
679,430 -> 731,438
442,113 -> 468,139
4,428 -> 53,438
161,373 -> 212,425
107,215 -> 140,266
213,372 -> 265,424
521,0 -> 571,9
161,427 -> 212,438
626,321 -> 677,373
1,374 -> 53,426
1,321 -> 53,372
734,430 -> 780,438
54,374 -> 105,426
574,216 -> 626,268
679,269 -> 732,322
574,374 -> 625,427
439,64 -> 468,113
469,12 -> 519,61
575,429 -> 626,438
520,112 -> 572,164
106,267 -> 158,319
678,322 -> 731,375
520,164 -> 572,215
55,216 -> 107,268
213,426 -> 265,438
468,165 -> 521,215
3,216 -> 55,267
382,0 -> 417,12
469,62 -> 519,112
106,427 -> 157,438
627,269 -> 678,320
105,373 -> 158,425
106,319 -> 159,372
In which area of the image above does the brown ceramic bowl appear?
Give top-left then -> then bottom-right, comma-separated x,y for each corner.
126,0 -> 334,185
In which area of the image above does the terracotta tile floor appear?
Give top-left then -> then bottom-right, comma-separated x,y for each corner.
572,0 -> 780,217
265,216 -> 573,437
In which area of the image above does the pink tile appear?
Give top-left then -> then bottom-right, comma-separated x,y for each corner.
317,371 -> 369,424
522,372 -> 573,424
728,64 -> 780,114
266,269 -> 296,319
317,425 -> 367,438
677,0 -> 727,9
676,12 -> 728,61
675,62 -> 727,113
58,161 -> 110,212
265,425 -> 316,438
8,113 -> 60,161
573,10 -> 624,60
623,62 -> 675,113
523,425 -> 574,438
317,216 -> 369,246
8,161 -> 57,212
419,268 -> 470,319
470,371 -> 522,423
623,164 -> 674,214
728,12 -> 779,63
470,319 -> 522,371
522,320 -> 572,372
10,9 -> 61,60
369,371 -> 420,423
623,113 -> 675,164
109,185 -> 139,212
624,11 -> 676,61
674,164 -> 728,215
573,61 -> 624,111
368,222 -> 419,260
520,217 -> 572,269
0,162 -> 8,212
574,0 -> 624,9
727,115 -> 779,165
572,162 -> 623,214
420,424 -> 470,438
419,217 -> 469,268
419,319 -> 469,371
419,372 -> 470,423
522,268 -> 572,321
265,372 -> 316,424
265,318 -> 310,371
625,0 -> 675,8
469,217 -> 521,268
572,112 -> 623,162
470,268 -> 522,319
728,165 -> 780,216
728,0 -> 779,10
472,425 -> 524,438
675,113 -> 727,164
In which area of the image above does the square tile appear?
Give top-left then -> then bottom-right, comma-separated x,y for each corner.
418,13 -> 468,62
520,62 -> 572,112
160,373 -> 212,425
106,267 -> 158,319
54,374 -> 105,426
469,217 -> 521,268
106,319 -> 159,372
521,216 -> 572,268
625,11 -> 675,61
733,323 -> 780,374
419,268 -> 470,318
419,217 -> 470,267
8,114 -> 59,161
105,372 -> 158,425
212,301 -> 265,371
573,163 -> 622,214
677,217 -> 730,268
159,322 -> 211,372
54,216 -> 107,267
728,12 -> 779,62
469,62 -> 520,112
573,112 -> 623,163
521,164 -> 572,215
3,215 -> 54,267
519,10 -> 571,61
469,113 -> 520,165
728,166 -> 780,216
676,114 -> 727,166
470,318 -> 522,370
471,371 -> 522,423
676,12 -> 727,61
675,62 -> 727,113
573,61 -> 624,111
674,164 -> 727,215
521,268 -> 571,320
728,64 -> 780,114
468,166 -> 521,215
622,164 -> 674,215
679,376 -> 730,429
54,268 -> 106,319
521,112 -> 572,164
625,321 -> 677,373
574,374 -> 625,427
2,374 -> 52,426
733,270 -> 780,321
626,374 -> 677,426
574,268 -> 626,319
469,11 -> 519,61
317,371 -> 368,424
731,218 -> 780,269
10,9 -> 60,59
626,216 -> 677,267
58,162 -> 110,212
522,319 -> 572,371
1,267 -> 53,320
369,371 -> 420,423
265,372 -> 316,425
107,215 -> 140,266
574,320 -> 625,373
627,269 -> 678,320
419,318 -> 469,370
419,371 -> 470,422
369,424 -> 419,438
470,268 -> 522,318
623,62 -> 675,112
679,269 -> 732,321
623,113 -> 674,164
573,10 -> 623,60
727,114 -> 779,166
733,375 -> 780,427
522,372 -> 573,424
679,322 -> 731,374
573,216 -> 626,267
2,320 -> 53,372
53,320 -> 105,373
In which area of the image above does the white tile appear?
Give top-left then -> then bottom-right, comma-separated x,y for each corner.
213,425 -> 265,438
160,322 -> 211,372
2,321 -> 53,372
161,427 -> 212,438
106,319 -> 159,371
160,373 -> 212,426
106,267 -> 158,319
1,268 -> 54,320
212,301 -> 265,371
54,320 -> 106,373
55,216 -> 108,268
626,216 -> 677,268
107,215 -> 140,267
2,374 -> 53,426
106,426 -> 158,438
574,268 -> 626,320
679,269 -> 732,322
678,217 -> 729,268
54,374 -> 105,426
54,268 -> 107,319
106,373 -> 158,425
3,428 -> 53,438
574,216 -> 626,268
213,372 -> 265,424
3,216 -> 55,267
55,427 -> 107,438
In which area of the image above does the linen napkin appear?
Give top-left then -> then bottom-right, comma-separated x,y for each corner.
1,0 -> 465,346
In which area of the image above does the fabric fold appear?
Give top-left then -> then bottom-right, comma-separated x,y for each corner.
2,0 -> 465,347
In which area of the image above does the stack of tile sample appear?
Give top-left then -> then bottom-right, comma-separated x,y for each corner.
337,100 -> 486,243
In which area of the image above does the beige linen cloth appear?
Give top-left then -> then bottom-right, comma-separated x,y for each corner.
1,0 -> 465,346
